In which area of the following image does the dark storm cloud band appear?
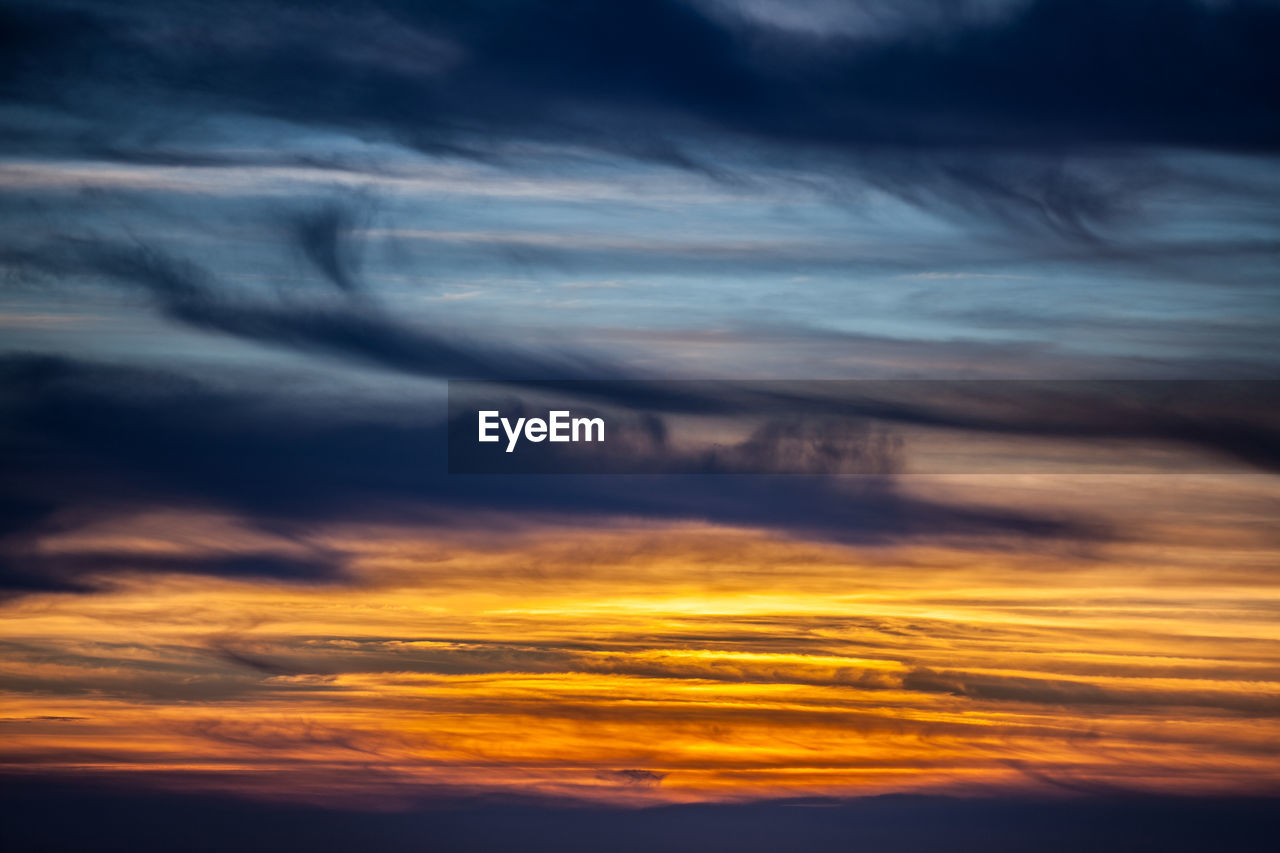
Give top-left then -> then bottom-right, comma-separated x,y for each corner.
0,354 -> 1101,598
447,379 -> 1280,473
3,354 -> 1278,597
4,0 -> 1280,244
6,0 -> 1280,152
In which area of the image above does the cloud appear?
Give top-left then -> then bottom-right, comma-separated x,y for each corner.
12,203 -> 1272,474
180,718 -> 384,756
0,550 -> 348,599
450,378 -> 1280,474
0,353 -> 1107,595
13,0 -> 1279,150
902,667 -> 1280,716
2,775 -> 1279,852
184,633 -> 1280,719
4,3 -> 1279,407
3,231 -> 609,381
4,1 -> 1279,240
597,769 -> 668,787
287,201 -> 370,295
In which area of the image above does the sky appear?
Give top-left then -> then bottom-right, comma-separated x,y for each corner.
2,1 -> 1280,850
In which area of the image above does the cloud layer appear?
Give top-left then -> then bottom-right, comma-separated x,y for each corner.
2,0 -> 1280,828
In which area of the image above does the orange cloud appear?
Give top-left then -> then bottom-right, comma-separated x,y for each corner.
3,488 -> 1279,806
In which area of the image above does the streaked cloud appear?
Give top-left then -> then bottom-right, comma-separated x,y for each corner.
1,0 -> 1278,832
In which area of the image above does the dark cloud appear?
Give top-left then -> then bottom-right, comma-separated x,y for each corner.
180,718 -> 383,756
0,353 -> 1104,594
191,634 -> 1280,718
3,776 -> 1280,853
4,1 -> 1279,237
0,637 -> 329,702
210,643 -> 306,678
902,667 -> 1280,716
597,769 -> 667,787
8,0 -> 1280,150
0,550 -> 347,599
7,211 -> 1278,474
287,201 -> 370,295
3,234 -> 608,381
451,379 -> 1280,474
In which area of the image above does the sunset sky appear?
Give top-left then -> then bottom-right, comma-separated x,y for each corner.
2,1 -> 1279,850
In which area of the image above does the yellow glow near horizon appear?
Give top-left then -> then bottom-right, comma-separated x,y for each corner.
3,481 -> 1279,806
